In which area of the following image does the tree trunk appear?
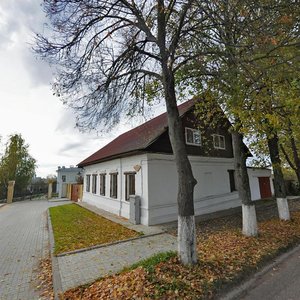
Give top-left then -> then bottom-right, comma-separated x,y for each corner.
267,134 -> 290,220
232,131 -> 258,236
296,170 -> 300,188
162,67 -> 197,265
289,131 -> 300,186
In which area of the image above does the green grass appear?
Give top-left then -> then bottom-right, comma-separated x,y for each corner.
124,251 -> 177,273
49,204 -> 140,255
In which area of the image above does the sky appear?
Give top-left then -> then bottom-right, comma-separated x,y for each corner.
0,0 -> 156,178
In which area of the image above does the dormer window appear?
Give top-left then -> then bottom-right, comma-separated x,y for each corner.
213,134 -> 225,150
185,127 -> 201,146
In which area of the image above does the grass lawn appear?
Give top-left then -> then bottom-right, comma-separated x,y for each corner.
49,204 -> 140,255
62,200 -> 300,300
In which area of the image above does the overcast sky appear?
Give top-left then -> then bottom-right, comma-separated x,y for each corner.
0,0 -> 151,178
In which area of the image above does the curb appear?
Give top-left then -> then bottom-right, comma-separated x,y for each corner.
0,203 -> 7,209
56,231 -> 169,257
218,242 -> 300,300
47,210 -> 63,300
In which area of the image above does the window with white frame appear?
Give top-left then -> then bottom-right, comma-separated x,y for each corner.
125,172 -> 136,201
99,173 -> 106,196
110,173 -> 118,198
213,134 -> 225,149
185,127 -> 201,146
86,175 -> 91,192
92,174 -> 97,194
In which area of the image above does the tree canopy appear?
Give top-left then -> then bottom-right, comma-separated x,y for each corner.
0,134 -> 36,198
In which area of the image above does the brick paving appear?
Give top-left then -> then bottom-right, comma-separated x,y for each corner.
57,233 -> 177,292
4,197 -> 298,297
0,199 -> 70,300
55,198 -> 300,293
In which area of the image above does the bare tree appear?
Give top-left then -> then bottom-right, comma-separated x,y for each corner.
35,0 -> 210,265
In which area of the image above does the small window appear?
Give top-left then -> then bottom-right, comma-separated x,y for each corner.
213,134 -> 225,149
228,170 -> 236,192
62,175 -> 66,182
110,173 -> 118,198
86,175 -> 91,192
100,174 -> 106,196
92,174 -> 97,194
125,173 -> 136,201
185,127 -> 201,146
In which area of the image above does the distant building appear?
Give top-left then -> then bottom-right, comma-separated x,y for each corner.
56,166 -> 83,198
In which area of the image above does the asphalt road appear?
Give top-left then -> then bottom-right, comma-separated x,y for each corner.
236,245 -> 300,300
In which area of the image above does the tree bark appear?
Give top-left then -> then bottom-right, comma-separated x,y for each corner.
267,134 -> 290,220
162,67 -> 197,265
232,130 -> 258,236
156,0 -> 197,265
289,129 -> 300,185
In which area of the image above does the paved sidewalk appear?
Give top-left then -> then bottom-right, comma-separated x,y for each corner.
50,202 -> 177,292
57,233 -> 177,291
0,199 -> 70,300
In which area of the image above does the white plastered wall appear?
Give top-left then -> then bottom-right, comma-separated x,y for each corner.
82,154 -> 150,225
82,153 -> 274,226
247,167 -> 274,200
146,153 -> 240,225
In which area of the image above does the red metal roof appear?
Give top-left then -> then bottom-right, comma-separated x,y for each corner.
78,100 -> 195,167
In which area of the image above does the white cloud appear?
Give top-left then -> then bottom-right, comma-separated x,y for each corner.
0,0 -> 106,178
0,0 -> 164,178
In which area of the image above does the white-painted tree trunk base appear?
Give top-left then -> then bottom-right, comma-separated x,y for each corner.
178,215 -> 197,265
276,197 -> 290,220
242,204 -> 258,236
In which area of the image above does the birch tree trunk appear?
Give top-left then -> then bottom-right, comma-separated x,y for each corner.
267,134 -> 290,220
232,131 -> 258,236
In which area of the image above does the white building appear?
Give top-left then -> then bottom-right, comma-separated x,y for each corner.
78,100 -> 274,225
56,166 -> 82,198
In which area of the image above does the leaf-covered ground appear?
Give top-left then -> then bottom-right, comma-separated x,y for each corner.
49,204 -> 140,255
62,199 -> 300,300
35,257 -> 54,300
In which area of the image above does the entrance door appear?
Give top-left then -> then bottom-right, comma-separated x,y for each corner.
258,177 -> 272,199
71,184 -> 79,202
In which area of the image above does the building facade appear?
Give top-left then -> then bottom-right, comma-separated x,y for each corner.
78,100 -> 274,225
56,166 -> 83,198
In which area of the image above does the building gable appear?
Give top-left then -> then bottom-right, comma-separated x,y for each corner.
146,109 -> 234,158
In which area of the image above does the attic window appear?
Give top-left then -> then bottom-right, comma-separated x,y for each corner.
213,134 -> 225,150
185,127 -> 201,146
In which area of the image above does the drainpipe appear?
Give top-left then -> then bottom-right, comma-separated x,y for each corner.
119,158 -> 123,216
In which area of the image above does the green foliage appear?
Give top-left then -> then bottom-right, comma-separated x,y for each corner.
0,134 -> 36,197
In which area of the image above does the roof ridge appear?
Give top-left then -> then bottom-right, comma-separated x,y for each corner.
78,99 -> 195,167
